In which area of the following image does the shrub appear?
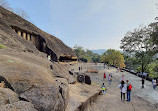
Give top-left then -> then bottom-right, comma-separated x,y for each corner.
0,44 -> 7,49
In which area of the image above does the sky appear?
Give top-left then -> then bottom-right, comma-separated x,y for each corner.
5,0 -> 158,50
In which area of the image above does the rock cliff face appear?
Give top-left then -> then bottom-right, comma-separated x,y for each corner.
0,87 -> 37,111
0,6 -> 76,111
0,50 -> 71,111
0,6 -> 77,61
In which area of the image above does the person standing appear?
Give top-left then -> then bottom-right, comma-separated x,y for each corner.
126,80 -> 132,101
108,74 -> 112,85
103,72 -> 106,81
121,74 -> 125,82
118,81 -> 126,100
104,63 -> 106,69
142,77 -> 145,88
79,66 -> 80,71
117,67 -> 119,73
152,78 -> 157,90
101,83 -> 106,94
47,55 -> 50,61
81,66 -> 82,71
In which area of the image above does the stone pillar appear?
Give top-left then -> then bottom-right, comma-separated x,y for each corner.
22,32 -> 26,40
27,34 -> 31,41
31,35 -> 36,45
17,30 -> 21,36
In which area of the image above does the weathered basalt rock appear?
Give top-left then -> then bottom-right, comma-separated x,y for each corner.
0,51 -> 69,111
0,101 -> 37,111
0,87 -> 37,111
85,75 -> 91,85
77,75 -> 85,83
0,6 -> 77,61
0,88 -> 19,105
0,5 -> 77,111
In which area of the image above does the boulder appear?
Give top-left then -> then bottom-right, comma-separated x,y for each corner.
20,86 -> 65,111
68,75 -> 76,84
0,101 -> 37,111
0,88 -> 19,105
0,87 -> 37,111
77,75 -> 84,83
85,75 -> 91,85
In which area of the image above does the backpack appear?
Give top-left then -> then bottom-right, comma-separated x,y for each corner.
128,84 -> 132,90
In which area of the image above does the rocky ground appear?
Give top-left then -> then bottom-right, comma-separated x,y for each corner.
0,49 -> 73,111
70,63 -> 158,111
66,63 -> 100,111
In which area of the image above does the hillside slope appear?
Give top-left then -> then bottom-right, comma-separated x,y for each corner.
0,6 -> 76,61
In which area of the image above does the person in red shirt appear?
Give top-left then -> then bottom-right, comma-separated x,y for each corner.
103,72 -> 106,81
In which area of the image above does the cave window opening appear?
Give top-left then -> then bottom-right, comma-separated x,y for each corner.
21,31 -> 23,37
15,30 -> 18,33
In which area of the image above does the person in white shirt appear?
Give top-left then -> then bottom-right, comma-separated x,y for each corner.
118,81 -> 127,100
108,74 -> 112,85
152,78 -> 157,90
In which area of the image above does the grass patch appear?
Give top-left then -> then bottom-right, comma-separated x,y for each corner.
0,44 -> 7,49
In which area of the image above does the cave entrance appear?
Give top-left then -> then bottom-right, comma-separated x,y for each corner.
59,55 -> 77,62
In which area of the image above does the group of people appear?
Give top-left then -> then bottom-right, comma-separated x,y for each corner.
118,79 -> 132,101
79,66 -> 82,71
101,71 -> 158,102
102,73 -> 132,102
101,72 -> 113,95
141,76 -> 157,90
103,72 -> 113,85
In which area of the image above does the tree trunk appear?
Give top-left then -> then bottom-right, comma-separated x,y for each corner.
142,64 -> 144,77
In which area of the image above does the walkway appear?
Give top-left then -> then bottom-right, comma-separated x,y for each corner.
85,64 -> 158,111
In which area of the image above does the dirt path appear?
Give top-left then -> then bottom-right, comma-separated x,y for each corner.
84,64 -> 158,111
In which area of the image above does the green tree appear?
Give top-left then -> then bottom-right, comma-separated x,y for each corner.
102,49 -> 125,68
73,46 -> 101,62
123,53 -> 139,71
149,23 -> 158,54
120,26 -> 153,74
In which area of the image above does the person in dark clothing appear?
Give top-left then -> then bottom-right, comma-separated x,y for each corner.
79,66 -> 80,71
142,77 -> 145,88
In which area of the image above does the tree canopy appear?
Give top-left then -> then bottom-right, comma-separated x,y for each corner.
102,49 -> 125,68
73,46 -> 101,63
120,26 -> 154,73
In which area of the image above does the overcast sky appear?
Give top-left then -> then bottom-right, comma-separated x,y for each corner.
6,0 -> 158,50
